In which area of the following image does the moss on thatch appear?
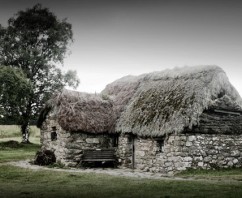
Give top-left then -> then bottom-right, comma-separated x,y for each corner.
41,89 -> 115,133
101,75 -> 141,118
104,66 -> 242,137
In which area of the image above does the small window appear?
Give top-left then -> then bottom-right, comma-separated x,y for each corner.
157,139 -> 164,153
51,127 -> 57,141
128,135 -> 133,143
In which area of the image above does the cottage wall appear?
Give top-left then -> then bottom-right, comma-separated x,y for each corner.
117,134 -> 242,174
40,118 -> 115,166
117,134 -> 133,168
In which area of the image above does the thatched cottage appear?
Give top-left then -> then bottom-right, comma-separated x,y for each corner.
38,65 -> 242,174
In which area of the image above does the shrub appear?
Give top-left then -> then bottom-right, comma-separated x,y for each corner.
34,150 -> 56,166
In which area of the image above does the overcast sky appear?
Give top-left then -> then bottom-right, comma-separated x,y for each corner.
0,0 -> 242,96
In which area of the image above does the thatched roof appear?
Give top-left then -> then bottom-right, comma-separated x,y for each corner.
39,89 -> 115,133
39,65 -> 242,136
102,65 -> 242,137
101,75 -> 141,119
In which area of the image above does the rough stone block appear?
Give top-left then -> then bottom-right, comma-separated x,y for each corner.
204,156 -> 212,162
188,136 -> 196,142
194,156 -> 203,161
183,161 -> 191,167
231,150 -> 240,157
164,162 -> 172,167
86,138 -> 100,144
177,166 -> 186,171
184,156 -> 192,162
136,150 -> 145,157
233,159 -> 239,164
185,141 -> 193,147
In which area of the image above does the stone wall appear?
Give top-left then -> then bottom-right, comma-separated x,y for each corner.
117,134 -> 242,174
40,117 -> 116,166
41,117 -> 242,174
117,134 -> 133,168
134,137 -> 160,172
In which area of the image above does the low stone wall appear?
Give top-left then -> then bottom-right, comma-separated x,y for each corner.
117,134 -> 242,174
41,118 -> 116,166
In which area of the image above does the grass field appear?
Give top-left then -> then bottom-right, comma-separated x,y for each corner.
0,125 -> 40,162
0,165 -> 242,198
0,125 -> 40,144
0,125 -> 242,197
0,141 -> 40,163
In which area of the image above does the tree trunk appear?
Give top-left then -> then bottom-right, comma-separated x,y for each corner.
21,98 -> 32,144
21,122 -> 30,143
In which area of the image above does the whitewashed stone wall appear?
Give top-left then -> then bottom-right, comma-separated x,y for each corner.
117,134 -> 242,174
40,118 -> 115,167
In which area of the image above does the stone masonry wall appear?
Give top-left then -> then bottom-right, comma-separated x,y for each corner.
41,117 -> 115,167
117,134 -> 133,168
117,134 -> 242,174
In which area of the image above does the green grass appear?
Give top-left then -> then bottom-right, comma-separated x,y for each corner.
0,125 -> 40,138
0,125 -> 242,197
0,165 -> 242,198
176,167 -> 242,182
0,125 -> 40,144
178,167 -> 242,177
0,125 -> 40,163
0,141 -> 40,163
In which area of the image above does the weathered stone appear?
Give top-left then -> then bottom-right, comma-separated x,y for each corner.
136,150 -> 146,157
188,136 -> 196,142
231,150 -> 240,157
184,157 -> 192,162
144,167 -> 150,172
164,162 -> 172,167
168,156 -> 181,162
204,156 -> 212,162
183,161 -> 191,167
185,141 -> 193,147
233,159 -> 239,164
86,138 -> 100,144
177,166 -> 186,171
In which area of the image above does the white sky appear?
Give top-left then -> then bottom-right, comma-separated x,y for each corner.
0,0 -> 242,96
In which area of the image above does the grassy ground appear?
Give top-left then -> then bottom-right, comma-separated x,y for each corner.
0,141 -> 40,163
0,165 -> 242,198
0,125 -> 40,162
177,167 -> 242,183
0,125 -> 242,197
0,125 -> 40,144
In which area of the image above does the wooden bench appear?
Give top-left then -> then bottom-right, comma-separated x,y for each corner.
82,148 -> 117,164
